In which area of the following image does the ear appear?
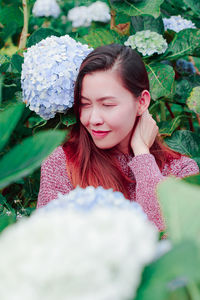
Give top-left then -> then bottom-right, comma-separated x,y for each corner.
136,90 -> 151,116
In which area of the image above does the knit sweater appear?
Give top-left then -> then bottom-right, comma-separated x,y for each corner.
37,146 -> 199,231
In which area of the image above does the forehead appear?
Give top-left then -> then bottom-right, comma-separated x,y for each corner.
81,70 -> 132,99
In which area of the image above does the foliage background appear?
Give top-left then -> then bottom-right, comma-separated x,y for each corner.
0,0 -> 200,228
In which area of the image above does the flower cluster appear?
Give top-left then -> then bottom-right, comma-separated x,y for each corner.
45,186 -> 146,217
124,30 -> 168,56
32,0 -> 61,18
67,1 -> 110,28
163,15 -> 196,33
21,35 -> 92,120
187,86 -> 200,114
0,186 -> 158,300
176,59 -> 196,74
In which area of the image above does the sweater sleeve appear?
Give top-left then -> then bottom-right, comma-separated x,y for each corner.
128,154 -> 199,231
37,146 -> 73,209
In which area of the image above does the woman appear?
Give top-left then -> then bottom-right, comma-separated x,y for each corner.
37,44 -> 199,231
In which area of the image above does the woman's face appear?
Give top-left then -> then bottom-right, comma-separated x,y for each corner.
79,70 -> 139,153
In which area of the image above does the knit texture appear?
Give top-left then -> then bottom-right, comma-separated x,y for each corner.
37,146 -> 199,231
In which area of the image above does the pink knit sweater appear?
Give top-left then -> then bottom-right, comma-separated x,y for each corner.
37,146 -> 199,231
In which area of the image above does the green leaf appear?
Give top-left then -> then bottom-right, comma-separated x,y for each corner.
158,114 -> 186,136
135,241 -> 200,300
165,130 -> 200,157
0,130 -> 66,189
182,0 -> 200,16
0,214 -> 16,233
146,63 -> 175,100
61,110 -> 76,127
111,0 -> 164,18
80,28 -> 122,48
27,28 -> 61,48
131,15 -> 164,34
163,29 -> 200,61
11,53 -> 24,73
0,103 -> 25,153
183,173 -> 200,186
157,178 -> 200,245
0,5 -> 23,26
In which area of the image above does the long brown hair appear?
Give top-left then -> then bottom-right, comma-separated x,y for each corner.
63,44 -> 180,199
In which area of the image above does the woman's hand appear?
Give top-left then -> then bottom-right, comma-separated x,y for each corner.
131,110 -> 159,156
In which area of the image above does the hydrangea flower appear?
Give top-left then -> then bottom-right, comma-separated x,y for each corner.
32,0 -> 61,18
176,59 -> 196,74
21,35 -> 92,120
0,187 -> 158,300
163,15 -> 196,33
44,186 -> 146,217
124,30 -> 168,56
67,1 -> 110,28
187,86 -> 200,114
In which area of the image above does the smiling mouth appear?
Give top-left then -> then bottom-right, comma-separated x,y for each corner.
91,130 -> 110,138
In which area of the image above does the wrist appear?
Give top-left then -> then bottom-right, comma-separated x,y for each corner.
132,144 -> 150,156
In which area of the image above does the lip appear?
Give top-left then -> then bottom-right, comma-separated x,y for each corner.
91,130 -> 110,138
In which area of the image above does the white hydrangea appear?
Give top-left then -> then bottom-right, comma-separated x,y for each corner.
44,186 -> 146,216
67,1 -> 110,28
21,35 -> 92,120
32,0 -> 61,18
125,30 -> 168,56
0,187 -> 158,300
163,15 -> 196,33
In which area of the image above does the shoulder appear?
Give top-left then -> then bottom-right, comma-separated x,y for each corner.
42,146 -> 66,167
162,155 -> 199,178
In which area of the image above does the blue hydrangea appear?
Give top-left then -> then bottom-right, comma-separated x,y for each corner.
176,59 -> 196,74
163,15 -> 196,33
32,0 -> 61,18
44,185 -> 146,218
124,30 -> 168,56
21,35 -> 93,120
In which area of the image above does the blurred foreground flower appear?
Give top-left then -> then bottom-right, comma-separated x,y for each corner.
0,186 -> 158,300
124,30 -> 168,56
67,1 -> 110,28
32,0 -> 61,18
21,35 -> 92,120
163,15 -> 196,32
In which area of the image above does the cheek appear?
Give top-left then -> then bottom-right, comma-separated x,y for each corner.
79,110 -> 88,126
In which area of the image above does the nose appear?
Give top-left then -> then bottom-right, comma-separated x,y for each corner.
89,107 -> 104,125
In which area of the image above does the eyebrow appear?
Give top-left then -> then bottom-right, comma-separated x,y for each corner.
81,96 -> 117,101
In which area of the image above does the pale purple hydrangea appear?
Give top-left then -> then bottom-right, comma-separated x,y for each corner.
163,15 -> 196,33
67,1 -> 110,28
32,0 -> 61,18
44,186 -> 146,218
21,35 -> 93,120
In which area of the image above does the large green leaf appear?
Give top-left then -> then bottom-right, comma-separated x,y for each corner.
27,28 -> 61,48
158,114 -> 187,136
80,28 -> 122,48
0,5 -> 23,26
157,178 -> 200,246
131,15 -> 164,34
0,103 -> 25,153
165,130 -> 200,157
111,0 -> 164,18
146,63 -> 175,100
0,130 -> 66,189
183,0 -> 200,16
135,241 -> 200,300
183,173 -> 200,186
163,29 -> 200,61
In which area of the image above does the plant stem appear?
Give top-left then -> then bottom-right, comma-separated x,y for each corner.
19,0 -> 29,50
160,101 -> 166,121
187,282 -> 200,300
185,112 -> 194,132
196,114 -> 200,126
165,102 -> 175,118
